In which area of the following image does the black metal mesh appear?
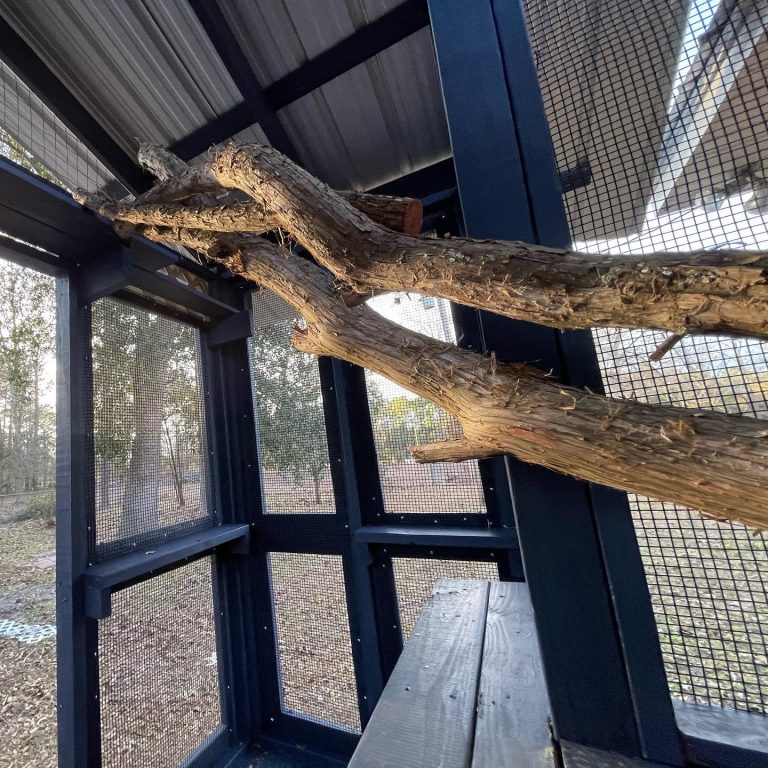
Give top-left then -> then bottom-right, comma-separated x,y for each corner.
268,553 -> 360,732
249,290 -> 336,515
365,293 -> 486,514
90,297 -> 215,561
98,557 -> 221,767
593,329 -> 768,713
391,557 -> 499,640
525,0 -> 768,713
0,59 -> 115,193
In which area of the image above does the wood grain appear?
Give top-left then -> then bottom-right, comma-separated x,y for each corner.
561,741 -> 669,767
348,578 -> 489,768
472,582 -> 555,767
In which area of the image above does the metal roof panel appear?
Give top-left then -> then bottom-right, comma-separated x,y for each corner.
0,0 -> 242,152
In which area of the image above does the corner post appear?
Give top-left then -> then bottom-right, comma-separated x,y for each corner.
55,275 -> 101,767
428,0 -> 683,761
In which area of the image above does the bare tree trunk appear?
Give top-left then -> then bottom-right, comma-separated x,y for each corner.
119,320 -> 171,539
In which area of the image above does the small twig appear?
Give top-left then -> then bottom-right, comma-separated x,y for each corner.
650,328 -> 687,362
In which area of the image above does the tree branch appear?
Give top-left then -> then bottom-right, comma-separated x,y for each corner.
131,222 -> 768,531
203,143 -> 768,340
409,438 -> 505,462
75,143 -> 768,530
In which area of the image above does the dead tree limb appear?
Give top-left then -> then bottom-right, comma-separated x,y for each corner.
74,143 -> 768,530
132,223 -> 768,531
201,143 -> 768,339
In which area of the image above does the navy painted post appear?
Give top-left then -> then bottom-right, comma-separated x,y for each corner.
319,357 -> 397,723
200,287 -> 274,753
55,276 -> 101,767
428,0 -> 683,762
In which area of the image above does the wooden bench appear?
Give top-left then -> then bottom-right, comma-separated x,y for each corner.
349,578 -> 675,768
348,578 -> 556,768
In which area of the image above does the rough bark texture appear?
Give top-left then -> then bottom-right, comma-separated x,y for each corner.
137,224 -> 768,531
75,142 -> 768,530
205,144 -> 768,339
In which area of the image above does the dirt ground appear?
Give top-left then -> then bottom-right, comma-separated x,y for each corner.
0,519 -> 57,768
2,506 -> 767,766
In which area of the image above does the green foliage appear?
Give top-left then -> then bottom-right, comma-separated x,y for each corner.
91,301 -> 202,470
251,322 -> 329,500
0,126 -> 65,187
0,262 -> 56,493
22,489 -> 55,523
368,388 -> 455,464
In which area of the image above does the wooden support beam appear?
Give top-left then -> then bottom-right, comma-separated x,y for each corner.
187,0 -> 299,160
170,0 -> 430,160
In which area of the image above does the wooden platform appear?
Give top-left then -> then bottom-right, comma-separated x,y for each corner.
348,578 -> 555,768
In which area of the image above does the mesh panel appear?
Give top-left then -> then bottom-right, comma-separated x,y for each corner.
91,298 -> 214,560
99,558 -> 221,767
392,557 -> 499,640
249,291 -> 336,514
366,294 -> 486,514
525,0 -> 768,713
593,329 -> 768,713
268,553 -> 360,732
0,60 -> 115,193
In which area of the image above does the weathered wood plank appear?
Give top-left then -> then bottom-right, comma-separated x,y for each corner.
348,578 -> 489,768
561,741 -> 670,767
472,581 -> 555,767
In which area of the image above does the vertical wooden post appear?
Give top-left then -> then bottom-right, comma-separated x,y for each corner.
55,276 -> 102,767
201,291 -> 274,745
428,0 -> 683,761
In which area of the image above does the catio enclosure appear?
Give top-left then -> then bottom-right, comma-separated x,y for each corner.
0,0 -> 767,766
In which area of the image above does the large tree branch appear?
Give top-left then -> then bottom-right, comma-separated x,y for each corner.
195,143 -> 768,340
76,142 -> 768,530
128,223 -> 768,531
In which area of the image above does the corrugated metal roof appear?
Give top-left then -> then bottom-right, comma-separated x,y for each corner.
278,27 -> 450,190
0,0 -> 242,153
217,0 -> 405,84
0,0 -> 448,191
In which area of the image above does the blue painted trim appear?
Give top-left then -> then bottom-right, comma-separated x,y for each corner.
428,1 -> 684,761
82,524 -> 250,618
55,277 -> 102,767
355,525 -> 518,550
201,319 -> 275,749
320,358 -> 389,725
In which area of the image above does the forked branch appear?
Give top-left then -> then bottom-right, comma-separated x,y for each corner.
74,143 -> 768,530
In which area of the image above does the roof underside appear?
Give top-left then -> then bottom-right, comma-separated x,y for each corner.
0,0 -> 694,243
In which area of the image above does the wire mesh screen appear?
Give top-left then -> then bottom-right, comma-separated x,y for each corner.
524,0 -> 768,713
392,557 -> 499,640
593,329 -> 768,713
98,558 -> 221,767
268,553 -> 360,732
249,290 -> 336,514
365,293 -> 486,515
90,297 -> 215,560
0,59 -> 115,193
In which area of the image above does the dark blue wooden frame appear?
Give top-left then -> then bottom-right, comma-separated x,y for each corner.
2,3 -> 767,764
427,0 -> 684,764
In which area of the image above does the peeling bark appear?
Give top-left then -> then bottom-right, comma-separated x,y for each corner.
74,142 -> 768,530
205,143 -> 768,339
